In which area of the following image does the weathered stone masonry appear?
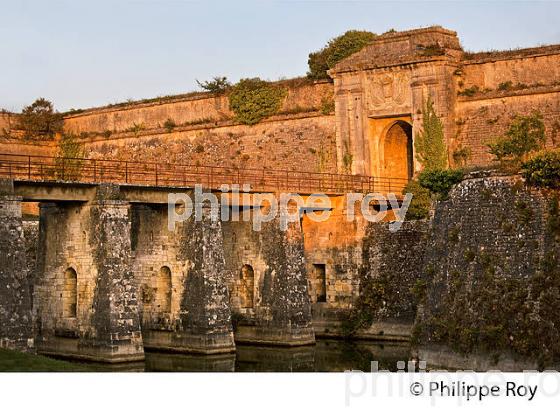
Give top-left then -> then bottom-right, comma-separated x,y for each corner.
0,180 -> 33,350
1,25 -> 560,365
34,187 -> 144,362
222,205 -> 314,346
131,202 -> 236,354
415,175 -> 560,370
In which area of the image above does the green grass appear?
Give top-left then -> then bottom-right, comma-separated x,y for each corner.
0,348 -> 90,372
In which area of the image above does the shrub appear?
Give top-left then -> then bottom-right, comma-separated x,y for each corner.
307,30 -> 377,80
163,118 -> 176,132
457,86 -> 479,97
196,76 -> 231,94
418,43 -> 445,57
498,81 -> 513,91
402,180 -> 432,220
20,98 -> 63,138
488,111 -> 546,165
55,134 -> 85,180
228,78 -> 287,125
452,146 -> 471,167
418,169 -> 464,199
414,96 -> 448,171
320,96 -> 335,115
521,149 -> 560,188
127,122 -> 146,136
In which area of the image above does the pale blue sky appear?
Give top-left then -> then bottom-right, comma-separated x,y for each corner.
1,0 -> 559,112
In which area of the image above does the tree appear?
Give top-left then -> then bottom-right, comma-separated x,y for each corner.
414,96 -> 448,171
402,180 -> 432,220
488,112 -> 546,165
196,76 -> 231,94
20,98 -> 63,138
307,30 -> 377,80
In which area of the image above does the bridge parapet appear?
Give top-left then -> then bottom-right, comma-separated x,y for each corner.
0,153 -> 408,196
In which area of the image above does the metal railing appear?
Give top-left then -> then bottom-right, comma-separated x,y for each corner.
0,153 -> 408,195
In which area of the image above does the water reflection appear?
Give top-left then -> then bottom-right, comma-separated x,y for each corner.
144,339 -> 411,372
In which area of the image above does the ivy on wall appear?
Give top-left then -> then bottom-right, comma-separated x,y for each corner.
228,78 -> 287,125
55,133 -> 85,180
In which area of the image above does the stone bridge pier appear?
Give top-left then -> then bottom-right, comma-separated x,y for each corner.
222,202 -> 315,346
0,180 -> 34,350
131,201 -> 235,354
34,185 -> 144,362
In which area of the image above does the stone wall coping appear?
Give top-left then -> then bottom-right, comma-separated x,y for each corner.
461,44 -> 560,65
372,25 -> 458,44
62,78 -> 331,120
457,84 -> 560,103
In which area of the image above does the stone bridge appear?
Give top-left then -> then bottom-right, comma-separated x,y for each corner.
0,154 -> 408,363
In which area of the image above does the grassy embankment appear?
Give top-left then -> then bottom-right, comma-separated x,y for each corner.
0,348 -> 90,372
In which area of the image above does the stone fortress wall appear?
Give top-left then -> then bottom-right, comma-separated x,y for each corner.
62,80 -> 338,173
456,47 -> 560,165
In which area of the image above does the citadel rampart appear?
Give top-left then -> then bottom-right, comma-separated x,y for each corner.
62,80 -> 337,173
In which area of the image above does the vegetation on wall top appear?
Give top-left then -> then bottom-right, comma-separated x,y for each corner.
228,78 -> 287,125
418,169 -> 464,200
196,76 -> 232,94
521,148 -> 560,189
307,30 -> 377,80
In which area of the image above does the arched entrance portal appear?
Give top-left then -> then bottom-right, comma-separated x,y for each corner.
383,121 -> 413,181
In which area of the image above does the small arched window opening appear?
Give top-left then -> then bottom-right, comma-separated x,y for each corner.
239,264 -> 255,308
309,264 -> 327,303
62,268 -> 77,318
156,266 -> 172,314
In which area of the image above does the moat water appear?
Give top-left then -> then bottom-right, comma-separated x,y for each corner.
77,339 -> 411,372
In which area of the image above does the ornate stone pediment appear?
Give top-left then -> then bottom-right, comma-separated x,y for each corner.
365,70 -> 411,113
